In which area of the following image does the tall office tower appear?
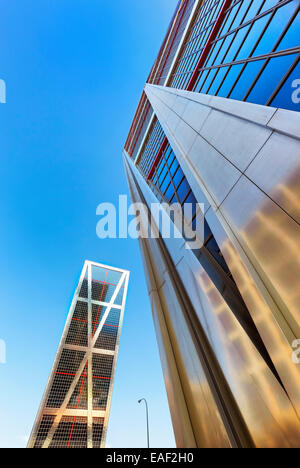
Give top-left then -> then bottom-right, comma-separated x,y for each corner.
123,0 -> 300,448
27,261 -> 130,448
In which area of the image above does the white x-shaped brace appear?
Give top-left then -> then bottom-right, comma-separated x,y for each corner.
42,271 -> 126,448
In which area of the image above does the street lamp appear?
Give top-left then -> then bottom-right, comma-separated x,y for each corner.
138,398 -> 150,448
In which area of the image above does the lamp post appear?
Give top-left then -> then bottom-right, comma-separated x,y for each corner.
138,398 -> 150,448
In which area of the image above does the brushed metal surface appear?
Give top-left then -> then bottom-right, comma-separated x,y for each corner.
246,132 -> 300,224
124,151 -> 300,447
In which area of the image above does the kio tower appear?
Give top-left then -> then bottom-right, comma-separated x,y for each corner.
123,0 -> 300,448
27,261 -> 130,448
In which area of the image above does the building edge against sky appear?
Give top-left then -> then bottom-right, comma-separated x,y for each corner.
123,0 -> 300,448
27,261 -> 130,448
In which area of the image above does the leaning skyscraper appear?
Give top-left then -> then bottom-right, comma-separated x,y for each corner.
27,261 -> 130,448
123,0 -> 300,448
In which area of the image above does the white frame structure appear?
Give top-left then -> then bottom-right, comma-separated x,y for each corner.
27,260 -> 130,448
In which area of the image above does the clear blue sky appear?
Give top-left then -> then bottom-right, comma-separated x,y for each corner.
0,0 -> 178,448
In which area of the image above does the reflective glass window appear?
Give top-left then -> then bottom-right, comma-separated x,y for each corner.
271,59 -> 300,111
202,68 -> 219,93
177,178 -> 191,203
236,14 -> 270,60
217,62 -> 244,97
195,69 -> 210,92
230,0 -> 252,30
247,53 -> 296,104
208,66 -> 229,95
160,174 -> 171,194
252,1 -> 299,57
223,24 -> 251,63
173,166 -> 184,188
243,0 -> 263,23
165,183 -> 175,202
276,11 -> 300,51
260,0 -> 280,14
229,59 -> 264,100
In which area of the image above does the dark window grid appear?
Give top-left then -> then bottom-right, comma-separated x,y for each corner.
243,5 -> 300,101
153,164 -> 188,209
67,374 -> 88,409
245,53 -> 297,104
156,161 -> 170,190
144,125 -> 164,171
170,4 -> 220,87
70,317 -> 119,329
93,380 -> 111,410
79,278 -> 88,298
204,0 -> 298,91
267,53 -> 300,104
72,301 -> 88,321
170,0 -> 234,84
171,0 -> 295,88
203,0 -> 264,73
131,108 -> 153,161
208,0 -> 294,58
161,152 -> 182,205
180,0 -> 278,72
200,0 -> 297,88
65,320 -> 88,347
188,45 -> 299,100
33,416 -> 55,448
92,418 -> 104,447
192,0 -> 217,27
49,417 -> 87,449
155,0 -> 196,84
175,1 -> 261,85
95,333 -> 118,351
156,144 -> 174,179
156,149 -> 179,190
138,118 -> 159,173
92,354 -> 114,374
138,119 -> 165,176
130,100 -> 152,160
185,0 -> 221,44
151,149 -> 184,204
46,375 -> 74,408
160,176 -> 173,197
173,18 -> 215,76
202,19 -> 254,94
56,349 -> 85,374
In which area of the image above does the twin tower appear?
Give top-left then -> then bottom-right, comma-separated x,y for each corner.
27,261 -> 130,448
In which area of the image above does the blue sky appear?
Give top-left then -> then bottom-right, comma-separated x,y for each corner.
0,0 -> 178,448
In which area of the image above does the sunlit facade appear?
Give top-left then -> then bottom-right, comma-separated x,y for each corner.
27,261 -> 130,448
123,0 -> 300,448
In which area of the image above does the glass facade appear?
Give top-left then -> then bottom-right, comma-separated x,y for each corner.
169,0 -> 300,110
27,261 -> 129,449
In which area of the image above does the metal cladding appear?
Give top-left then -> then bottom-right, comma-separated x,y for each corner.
123,0 -> 300,448
27,261 -> 130,448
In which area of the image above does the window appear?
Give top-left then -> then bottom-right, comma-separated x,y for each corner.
246,54 -> 297,104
